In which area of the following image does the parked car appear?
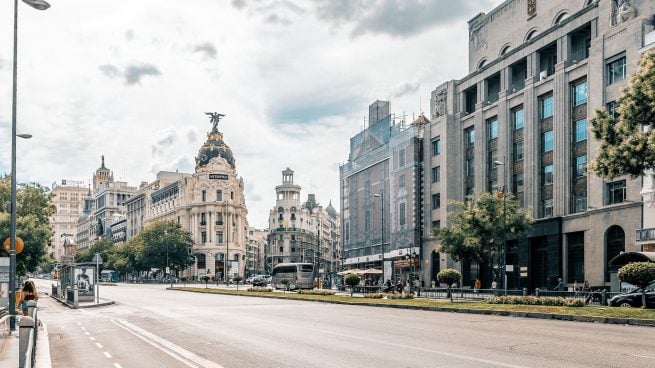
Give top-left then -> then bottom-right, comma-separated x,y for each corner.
252,276 -> 268,287
609,283 -> 655,308
246,276 -> 257,284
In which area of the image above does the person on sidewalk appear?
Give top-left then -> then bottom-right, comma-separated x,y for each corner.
19,280 -> 39,316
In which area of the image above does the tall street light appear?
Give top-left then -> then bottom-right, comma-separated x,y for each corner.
9,0 -> 50,332
494,160 -> 507,295
372,191 -> 384,282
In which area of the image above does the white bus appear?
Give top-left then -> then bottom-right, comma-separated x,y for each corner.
272,263 -> 315,290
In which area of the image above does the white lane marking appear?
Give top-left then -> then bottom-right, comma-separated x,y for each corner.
90,337 -> 96,341
104,352 -> 112,358
114,364 -> 123,368
84,332 -> 90,336
112,319 -> 224,368
632,355 -> 655,359
77,323 -> 81,326
96,343 -> 103,348
81,327 -> 86,330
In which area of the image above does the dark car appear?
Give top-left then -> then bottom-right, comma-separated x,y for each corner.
252,276 -> 268,287
609,283 -> 655,308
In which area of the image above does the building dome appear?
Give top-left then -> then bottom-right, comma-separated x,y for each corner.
195,115 -> 235,169
326,200 -> 337,218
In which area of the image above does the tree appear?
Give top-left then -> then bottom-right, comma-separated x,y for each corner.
618,262 -> 655,309
434,191 -> 531,281
437,268 -> 462,302
591,52 -> 655,178
0,177 -> 55,275
75,238 -> 114,264
344,273 -> 361,297
135,221 -> 194,277
233,275 -> 243,290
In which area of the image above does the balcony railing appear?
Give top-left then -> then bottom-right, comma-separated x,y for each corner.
636,228 -> 655,242
215,221 -> 223,225
200,221 -> 207,226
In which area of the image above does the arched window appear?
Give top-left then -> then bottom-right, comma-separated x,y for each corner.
525,29 -> 538,42
605,225 -> 625,281
196,253 -> 206,270
499,44 -> 511,57
554,12 -> 569,26
278,207 -> 284,213
477,58 -> 487,70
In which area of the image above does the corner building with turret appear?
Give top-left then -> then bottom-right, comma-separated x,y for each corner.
423,0 -> 655,291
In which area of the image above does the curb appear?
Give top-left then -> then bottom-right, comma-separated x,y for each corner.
168,287 -> 655,327
48,295 -> 115,309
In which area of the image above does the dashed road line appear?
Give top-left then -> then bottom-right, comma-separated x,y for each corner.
104,352 -> 113,359
90,337 -> 96,341
96,343 -> 103,348
113,364 -> 123,368
81,327 -> 86,330
84,332 -> 90,336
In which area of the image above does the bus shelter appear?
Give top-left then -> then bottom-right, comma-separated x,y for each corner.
59,263 -> 97,301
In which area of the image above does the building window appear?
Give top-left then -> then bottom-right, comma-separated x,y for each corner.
513,141 -> 524,162
432,167 -> 441,183
399,174 -> 405,188
365,210 -> 371,231
466,158 -> 475,177
573,80 -> 588,106
200,213 -> 206,225
606,101 -> 618,121
513,107 -> 524,130
574,193 -> 587,212
216,190 -> 222,201
543,199 -> 553,217
216,231 -> 224,244
487,117 -> 498,140
432,138 -> 441,156
576,155 -> 587,176
543,165 -> 554,185
606,55 -> 626,85
279,246 -> 284,253
201,231 -> 207,243
606,180 -> 626,204
432,220 -> 440,229
399,203 -> 406,226
202,190 -> 206,202
542,130 -> 554,152
513,173 -> 524,193
432,193 -> 441,210
574,119 -> 587,142
568,232 -> 585,282
465,128 -> 475,148
540,94 -> 553,119
399,148 -> 406,167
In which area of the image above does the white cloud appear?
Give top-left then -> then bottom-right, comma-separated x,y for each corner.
0,0 -> 504,228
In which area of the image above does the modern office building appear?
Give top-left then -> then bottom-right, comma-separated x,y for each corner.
340,101 -> 425,283
424,0 -> 655,290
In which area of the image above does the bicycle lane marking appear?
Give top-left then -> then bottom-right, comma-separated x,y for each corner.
111,319 -> 225,368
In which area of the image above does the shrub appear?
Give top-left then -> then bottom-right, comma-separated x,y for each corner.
298,289 -> 335,296
247,287 -> 272,292
618,262 -> 655,309
485,295 -> 585,307
362,292 -> 414,299
437,268 -> 461,301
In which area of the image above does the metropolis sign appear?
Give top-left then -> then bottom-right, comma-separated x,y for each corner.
209,174 -> 228,180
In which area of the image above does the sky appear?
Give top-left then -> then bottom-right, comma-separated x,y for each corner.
0,0 -> 503,229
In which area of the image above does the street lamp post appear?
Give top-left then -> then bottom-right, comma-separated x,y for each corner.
494,160 -> 508,295
372,191 -> 384,281
9,0 -> 50,332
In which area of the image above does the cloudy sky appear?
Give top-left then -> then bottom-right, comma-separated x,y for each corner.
0,0 -> 502,229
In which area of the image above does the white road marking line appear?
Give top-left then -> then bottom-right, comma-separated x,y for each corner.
104,352 -> 112,358
81,327 -> 86,330
77,323 -> 81,326
112,319 -> 223,368
632,355 -> 655,359
84,332 -> 90,336
96,343 -> 103,348
90,337 -> 95,341
114,364 -> 123,368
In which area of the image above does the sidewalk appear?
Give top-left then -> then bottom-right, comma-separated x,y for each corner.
49,294 -> 115,309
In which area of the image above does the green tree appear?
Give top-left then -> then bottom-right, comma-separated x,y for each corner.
434,191 -> 531,280
75,238 -> 115,264
0,177 -> 55,275
618,262 -> 655,309
136,221 -> 194,277
344,273 -> 361,297
591,52 -> 655,178
437,268 -> 462,301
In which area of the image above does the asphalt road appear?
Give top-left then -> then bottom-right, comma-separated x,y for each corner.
34,280 -> 655,368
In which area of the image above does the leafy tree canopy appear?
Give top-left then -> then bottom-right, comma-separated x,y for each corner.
437,268 -> 461,286
434,191 -> 532,266
591,52 -> 655,178
0,176 -> 54,274
618,262 -> 655,289
136,221 -> 194,273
